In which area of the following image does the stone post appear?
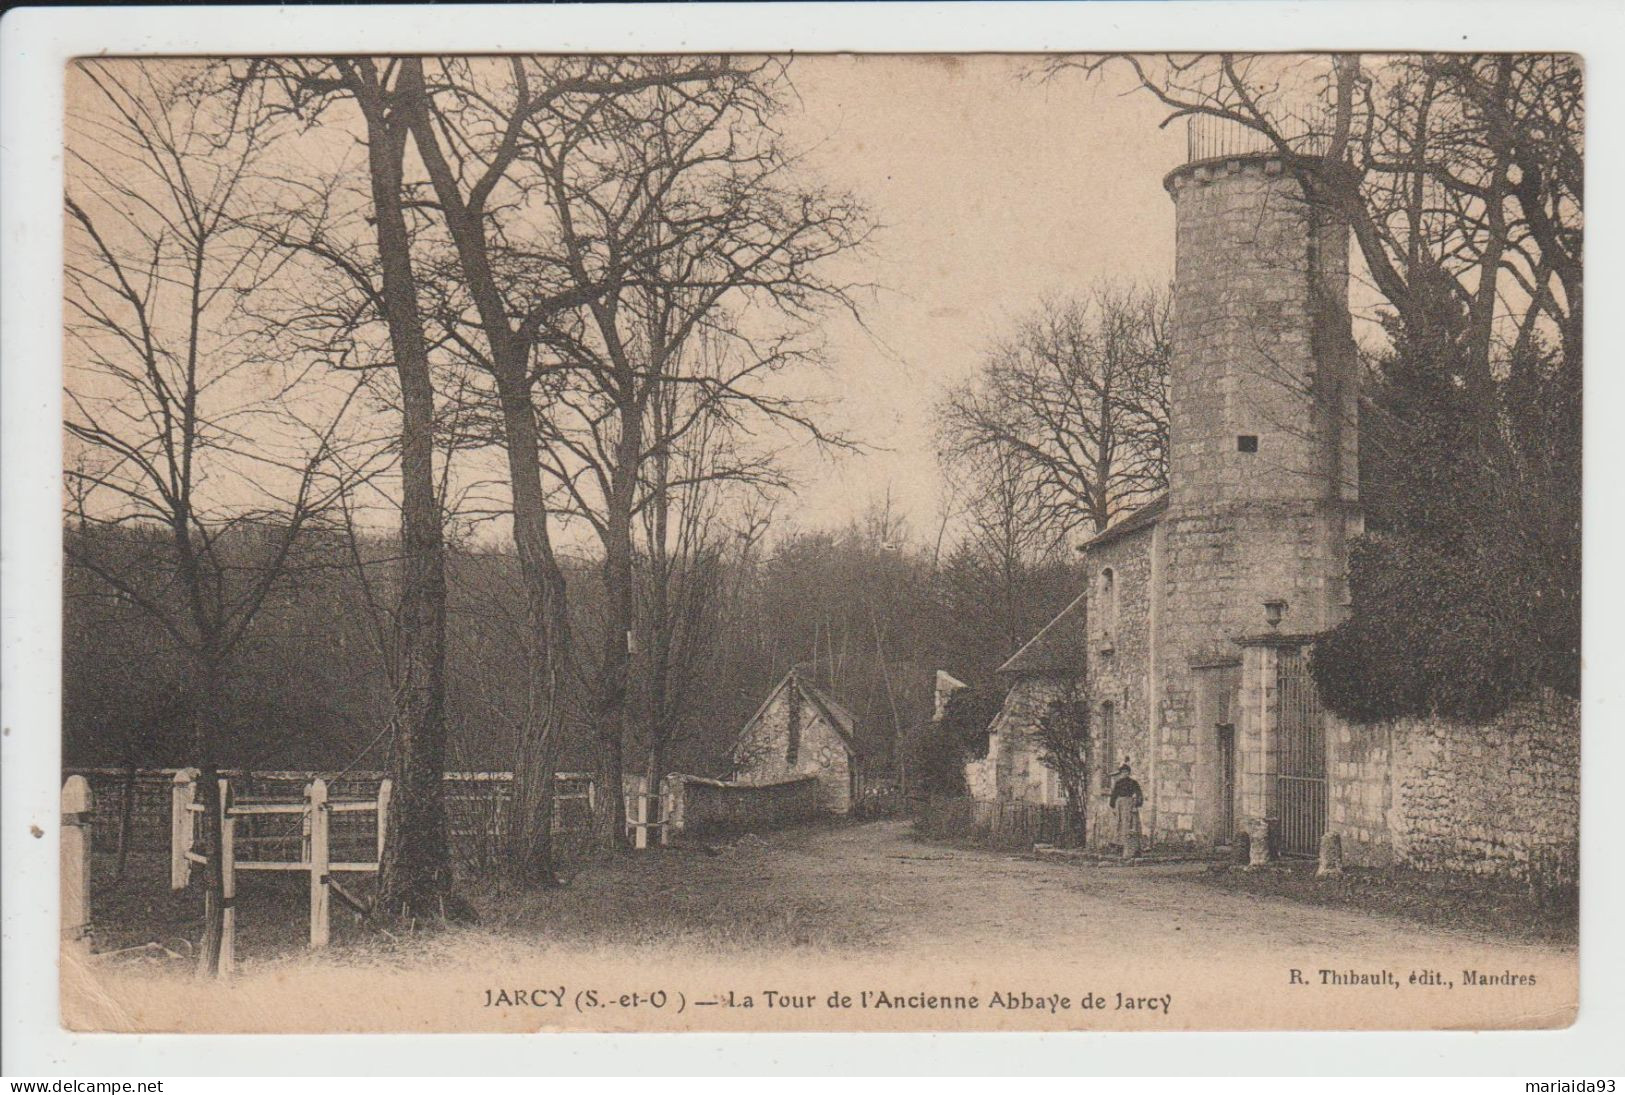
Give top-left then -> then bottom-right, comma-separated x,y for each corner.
61,775 -> 92,942
1316,830 -> 1344,878
1246,817 -> 1272,866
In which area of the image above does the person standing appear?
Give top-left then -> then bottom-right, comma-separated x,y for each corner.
1109,761 -> 1144,860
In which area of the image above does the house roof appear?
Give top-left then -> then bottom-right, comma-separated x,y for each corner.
997,592 -> 1088,676
1080,493 -> 1169,551
736,667 -> 857,754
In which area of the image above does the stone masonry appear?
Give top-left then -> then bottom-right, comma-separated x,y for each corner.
732,670 -> 855,815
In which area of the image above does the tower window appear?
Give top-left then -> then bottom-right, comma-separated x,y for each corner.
1237,435 -> 1259,453
1098,567 -> 1118,651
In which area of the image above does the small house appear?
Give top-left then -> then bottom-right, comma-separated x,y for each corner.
731,667 -> 859,815
964,592 -> 1087,807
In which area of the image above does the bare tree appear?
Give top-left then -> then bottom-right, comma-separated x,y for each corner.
510,58 -> 874,847
63,60 -> 379,971
241,56 -> 468,917
936,444 -> 1072,663
1064,54 -> 1582,709
1054,54 -> 1579,440
1034,683 -> 1092,844
940,285 -> 1171,538
386,55 -> 796,871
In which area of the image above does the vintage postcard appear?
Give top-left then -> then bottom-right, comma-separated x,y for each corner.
51,48 -> 1579,1036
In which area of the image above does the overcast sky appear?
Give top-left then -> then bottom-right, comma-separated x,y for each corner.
769,55 -> 1184,539
64,55 -> 1195,550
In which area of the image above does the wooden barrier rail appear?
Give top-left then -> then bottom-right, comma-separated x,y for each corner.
170,771 -> 390,975
84,767 -> 596,863
622,776 -> 672,849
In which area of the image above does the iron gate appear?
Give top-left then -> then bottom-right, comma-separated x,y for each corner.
1276,647 -> 1326,857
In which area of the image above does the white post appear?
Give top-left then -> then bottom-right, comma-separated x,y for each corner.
308,778 -> 330,949
657,778 -> 671,847
375,778 -> 392,863
218,779 -> 236,977
170,767 -> 198,890
61,775 -> 92,942
631,776 -> 649,850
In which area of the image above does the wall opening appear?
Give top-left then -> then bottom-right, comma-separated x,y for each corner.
1098,567 -> 1118,652
1237,434 -> 1259,453
1097,701 -> 1117,791
786,687 -> 802,766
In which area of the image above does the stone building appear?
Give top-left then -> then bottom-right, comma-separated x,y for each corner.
970,119 -> 1578,883
731,667 -> 859,815
963,594 -> 1086,808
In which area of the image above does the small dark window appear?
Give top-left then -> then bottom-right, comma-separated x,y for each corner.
1237,435 -> 1259,453
786,689 -> 802,766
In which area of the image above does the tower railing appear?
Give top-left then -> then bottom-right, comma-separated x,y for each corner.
1185,111 -> 1333,164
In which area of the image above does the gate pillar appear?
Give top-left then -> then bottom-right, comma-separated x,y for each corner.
1235,639 -> 1279,860
1238,628 -> 1327,859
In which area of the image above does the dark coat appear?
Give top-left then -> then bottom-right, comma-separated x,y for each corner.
1109,775 -> 1144,809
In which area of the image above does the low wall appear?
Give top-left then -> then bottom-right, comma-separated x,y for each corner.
1331,692 -> 1579,887
665,774 -> 823,837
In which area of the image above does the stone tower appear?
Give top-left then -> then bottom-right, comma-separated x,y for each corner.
1151,119 -> 1360,850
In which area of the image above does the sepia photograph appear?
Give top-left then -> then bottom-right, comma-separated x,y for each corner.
37,43 -> 1584,1038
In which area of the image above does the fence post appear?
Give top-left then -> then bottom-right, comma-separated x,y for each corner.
631,776 -> 649,850
218,779 -> 236,977
308,778 -> 330,949
375,778 -> 392,863
658,778 -> 671,847
61,775 -> 92,942
170,767 -> 198,890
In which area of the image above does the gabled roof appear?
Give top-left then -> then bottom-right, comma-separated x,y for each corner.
797,676 -> 858,750
997,592 -> 1088,676
1081,493 -> 1169,551
736,667 -> 857,754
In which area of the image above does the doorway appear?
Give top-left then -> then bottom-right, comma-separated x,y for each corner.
1195,663 -> 1241,846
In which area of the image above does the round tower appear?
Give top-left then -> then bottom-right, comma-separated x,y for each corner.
1161,124 -> 1359,642
1149,117 -> 1361,853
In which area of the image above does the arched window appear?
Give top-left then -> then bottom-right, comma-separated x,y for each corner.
1098,567 -> 1118,651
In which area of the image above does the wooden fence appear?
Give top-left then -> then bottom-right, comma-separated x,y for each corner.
913,797 -> 1081,851
69,767 -> 596,869
851,774 -> 905,819
171,770 -> 388,976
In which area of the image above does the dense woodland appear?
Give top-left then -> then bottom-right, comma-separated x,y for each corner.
64,513 -> 1078,781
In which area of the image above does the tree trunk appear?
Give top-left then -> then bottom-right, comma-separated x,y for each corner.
495,380 -> 573,882
593,458 -> 640,851
394,62 -> 572,883
353,80 -> 457,921
189,657 -> 226,977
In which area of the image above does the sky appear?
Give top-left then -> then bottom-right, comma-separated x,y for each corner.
63,55 -> 1194,550
765,55 -> 1184,539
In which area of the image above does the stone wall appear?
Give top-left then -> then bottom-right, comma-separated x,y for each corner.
733,684 -> 853,814
967,674 -> 1070,807
666,774 -> 824,837
1331,692 -> 1579,885
1083,526 -> 1156,846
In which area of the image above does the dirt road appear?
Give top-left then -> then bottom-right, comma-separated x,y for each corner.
552,819 -> 1573,961
68,819 -> 1578,1033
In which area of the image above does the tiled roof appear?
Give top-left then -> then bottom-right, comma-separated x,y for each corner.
736,668 -> 857,754
1080,493 -> 1169,551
